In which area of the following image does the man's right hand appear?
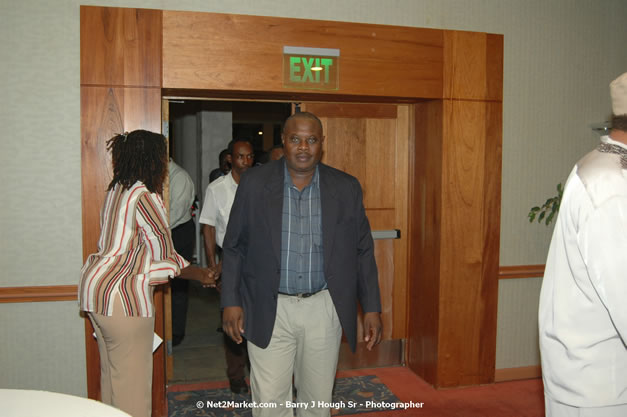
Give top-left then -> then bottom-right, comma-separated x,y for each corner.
208,262 -> 222,281
223,306 -> 245,344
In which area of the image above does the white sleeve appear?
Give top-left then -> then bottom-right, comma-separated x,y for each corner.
169,169 -> 195,227
198,184 -> 218,226
579,195 -> 627,342
136,192 -> 189,282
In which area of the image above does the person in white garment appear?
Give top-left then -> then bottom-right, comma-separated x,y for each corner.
539,71 -> 627,417
168,158 -> 196,346
199,139 -> 254,394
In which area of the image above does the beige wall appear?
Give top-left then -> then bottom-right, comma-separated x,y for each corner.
496,278 -> 543,369
1,0 -> 626,395
0,302 -> 86,392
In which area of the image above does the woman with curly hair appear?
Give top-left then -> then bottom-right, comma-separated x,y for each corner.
79,129 -> 215,417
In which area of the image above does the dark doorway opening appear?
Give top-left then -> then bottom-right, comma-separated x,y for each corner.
167,99 -> 291,384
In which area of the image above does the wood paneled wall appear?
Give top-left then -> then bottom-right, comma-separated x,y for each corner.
408,32 -> 503,387
162,11 -> 443,99
80,6 -> 503,397
409,99 -> 443,384
80,6 -> 166,415
80,7 -> 162,87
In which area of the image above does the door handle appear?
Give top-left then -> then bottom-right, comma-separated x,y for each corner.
371,229 -> 400,240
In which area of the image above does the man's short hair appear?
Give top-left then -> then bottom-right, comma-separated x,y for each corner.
227,138 -> 252,155
282,112 -> 323,134
611,114 -> 627,132
218,148 -> 229,163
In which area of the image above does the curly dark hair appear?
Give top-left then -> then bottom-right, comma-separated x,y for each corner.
106,129 -> 167,194
612,114 -> 627,132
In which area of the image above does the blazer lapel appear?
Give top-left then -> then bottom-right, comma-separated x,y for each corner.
264,161 -> 285,266
319,164 -> 338,277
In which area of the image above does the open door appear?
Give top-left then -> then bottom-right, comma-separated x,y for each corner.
299,102 -> 411,368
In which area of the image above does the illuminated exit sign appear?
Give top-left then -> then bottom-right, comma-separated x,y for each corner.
283,46 -> 340,91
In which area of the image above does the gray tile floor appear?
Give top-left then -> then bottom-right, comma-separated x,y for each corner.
170,281 -> 229,383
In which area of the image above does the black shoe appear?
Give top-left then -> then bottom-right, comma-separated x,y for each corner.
229,379 -> 249,394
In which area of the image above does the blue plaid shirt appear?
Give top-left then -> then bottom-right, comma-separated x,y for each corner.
279,163 -> 326,294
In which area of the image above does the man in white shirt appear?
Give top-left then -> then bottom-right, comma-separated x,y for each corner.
168,158 -> 196,346
539,72 -> 627,417
199,139 -> 254,393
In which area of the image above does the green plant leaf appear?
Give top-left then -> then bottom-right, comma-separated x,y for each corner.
528,182 -> 564,226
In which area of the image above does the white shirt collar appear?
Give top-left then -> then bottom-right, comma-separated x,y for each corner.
602,135 -> 627,151
225,171 -> 238,188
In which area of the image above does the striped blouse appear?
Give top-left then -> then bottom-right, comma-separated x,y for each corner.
79,182 -> 189,317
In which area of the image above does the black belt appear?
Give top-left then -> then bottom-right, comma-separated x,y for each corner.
278,289 -> 325,298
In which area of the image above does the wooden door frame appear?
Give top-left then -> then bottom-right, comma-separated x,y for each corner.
81,6 -> 502,415
162,97 -> 410,375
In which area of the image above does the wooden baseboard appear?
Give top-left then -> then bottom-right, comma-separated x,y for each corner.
494,365 -> 542,382
0,285 -> 78,303
498,265 -> 545,279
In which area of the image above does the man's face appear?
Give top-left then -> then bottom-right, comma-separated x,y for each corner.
228,141 -> 254,176
281,117 -> 324,174
219,153 -> 230,173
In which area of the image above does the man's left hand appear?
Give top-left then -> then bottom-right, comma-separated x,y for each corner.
363,312 -> 382,351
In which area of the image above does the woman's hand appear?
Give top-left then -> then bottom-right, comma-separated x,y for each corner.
178,266 -> 217,288
198,267 -> 217,288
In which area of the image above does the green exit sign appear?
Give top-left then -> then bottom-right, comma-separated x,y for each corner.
283,46 -> 340,91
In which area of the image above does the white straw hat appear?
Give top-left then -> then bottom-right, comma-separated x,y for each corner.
610,72 -> 627,116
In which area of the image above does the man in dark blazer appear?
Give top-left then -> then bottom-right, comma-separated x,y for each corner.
221,112 -> 382,417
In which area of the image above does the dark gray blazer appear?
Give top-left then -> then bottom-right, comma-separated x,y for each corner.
221,159 -> 381,351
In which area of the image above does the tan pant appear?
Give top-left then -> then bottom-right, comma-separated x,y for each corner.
89,295 -> 155,417
247,290 -> 342,417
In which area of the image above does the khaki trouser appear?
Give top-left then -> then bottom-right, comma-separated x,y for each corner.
247,289 -> 342,417
89,295 -> 154,417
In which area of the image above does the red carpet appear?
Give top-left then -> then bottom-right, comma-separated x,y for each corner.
169,366 -> 545,417
335,368 -> 544,417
